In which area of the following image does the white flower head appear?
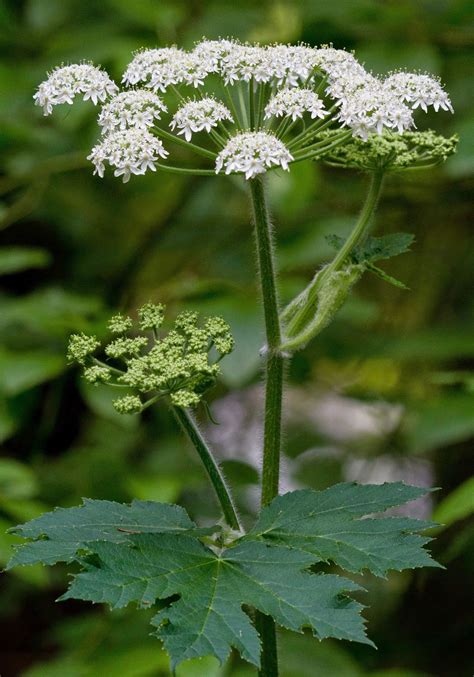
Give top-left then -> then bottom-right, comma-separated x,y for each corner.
267,45 -> 319,86
220,43 -> 271,85
173,52 -> 215,88
314,47 -> 367,81
383,71 -> 454,113
122,47 -> 184,91
98,90 -> 167,134
192,39 -> 236,73
87,128 -> 168,182
122,46 -> 216,92
170,97 -> 233,142
34,63 -> 118,115
337,84 -> 415,138
215,131 -> 293,179
265,88 -> 327,121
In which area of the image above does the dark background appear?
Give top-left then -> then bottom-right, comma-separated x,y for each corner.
0,1 -> 473,675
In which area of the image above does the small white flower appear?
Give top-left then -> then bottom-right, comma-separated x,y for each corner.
87,128 -> 168,182
268,45 -> 319,86
264,88 -> 327,121
192,39 -> 235,73
337,85 -> 415,139
170,98 -> 233,142
215,131 -> 293,179
220,44 -> 270,85
122,47 -> 184,91
98,90 -> 166,134
384,72 -> 453,113
314,47 -> 367,82
174,52 -> 216,88
33,63 -> 118,115
122,47 -> 215,92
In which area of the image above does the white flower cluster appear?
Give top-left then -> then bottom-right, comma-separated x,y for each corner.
215,132 -> 293,179
317,49 -> 453,138
336,76 -> 416,138
122,47 -> 212,92
264,88 -> 327,121
34,63 -> 118,115
170,98 -> 233,141
384,72 -> 454,113
87,128 -> 168,182
98,90 -> 167,134
34,39 -> 454,181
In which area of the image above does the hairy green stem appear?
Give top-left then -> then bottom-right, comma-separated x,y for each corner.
249,175 -> 284,677
171,406 -> 241,531
325,170 -> 384,274
255,613 -> 279,677
282,170 -> 384,344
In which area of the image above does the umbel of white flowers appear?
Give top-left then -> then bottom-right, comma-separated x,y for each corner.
34,40 -> 453,182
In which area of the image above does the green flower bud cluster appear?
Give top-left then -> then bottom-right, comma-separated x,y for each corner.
67,333 -> 100,364
67,303 -> 234,413
317,129 -> 457,172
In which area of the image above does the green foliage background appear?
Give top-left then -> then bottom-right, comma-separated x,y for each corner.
0,1 -> 472,675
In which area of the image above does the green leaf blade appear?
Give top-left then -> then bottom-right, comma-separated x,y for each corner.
354,233 -> 415,263
247,483 -> 438,577
7,498 -> 211,568
52,532 -> 371,669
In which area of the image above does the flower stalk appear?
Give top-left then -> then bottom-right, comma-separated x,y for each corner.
171,406 -> 241,531
249,175 -> 285,676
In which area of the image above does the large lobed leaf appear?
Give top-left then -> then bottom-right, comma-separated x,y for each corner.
6,483 -> 439,668
7,498 -> 213,567
59,533 -> 369,668
247,482 -> 440,577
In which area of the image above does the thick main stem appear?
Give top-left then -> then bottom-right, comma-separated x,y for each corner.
249,176 -> 284,677
171,406 -> 241,531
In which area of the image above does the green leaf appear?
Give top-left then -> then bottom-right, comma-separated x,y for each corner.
325,234 -> 346,252
7,485 -> 439,669
326,233 -> 415,265
59,533 -> 370,668
0,246 -> 51,275
353,233 -> 415,264
7,499 -> 214,568
247,483 -> 439,577
366,264 -> 410,290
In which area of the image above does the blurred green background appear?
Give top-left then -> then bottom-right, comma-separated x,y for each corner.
0,1 -> 473,676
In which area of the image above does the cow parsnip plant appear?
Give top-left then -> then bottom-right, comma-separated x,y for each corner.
7,39 -> 457,676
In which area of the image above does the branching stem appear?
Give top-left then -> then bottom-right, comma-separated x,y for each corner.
282,170 -> 384,346
171,406 -> 241,531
